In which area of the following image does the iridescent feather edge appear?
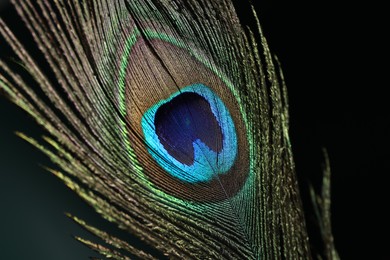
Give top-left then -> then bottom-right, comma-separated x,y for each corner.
0,0 -> 311,259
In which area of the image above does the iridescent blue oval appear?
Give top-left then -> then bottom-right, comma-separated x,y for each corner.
141,83 -> 238,183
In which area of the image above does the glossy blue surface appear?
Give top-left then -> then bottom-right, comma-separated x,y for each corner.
141,84 -> 237,183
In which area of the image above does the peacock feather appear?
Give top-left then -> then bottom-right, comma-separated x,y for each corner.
0,0 -> 318,258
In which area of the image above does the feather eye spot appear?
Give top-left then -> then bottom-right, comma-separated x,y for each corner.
122,37 -> 250,200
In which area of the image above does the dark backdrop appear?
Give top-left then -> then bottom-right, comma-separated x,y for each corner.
1,1 -> 387,259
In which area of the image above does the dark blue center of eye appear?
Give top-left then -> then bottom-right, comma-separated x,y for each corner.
154,92 -> 223,165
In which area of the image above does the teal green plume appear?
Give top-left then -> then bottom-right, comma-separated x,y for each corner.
0,0 -> 312,258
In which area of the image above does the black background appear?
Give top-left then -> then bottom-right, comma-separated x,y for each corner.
1,1 -> 387,259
